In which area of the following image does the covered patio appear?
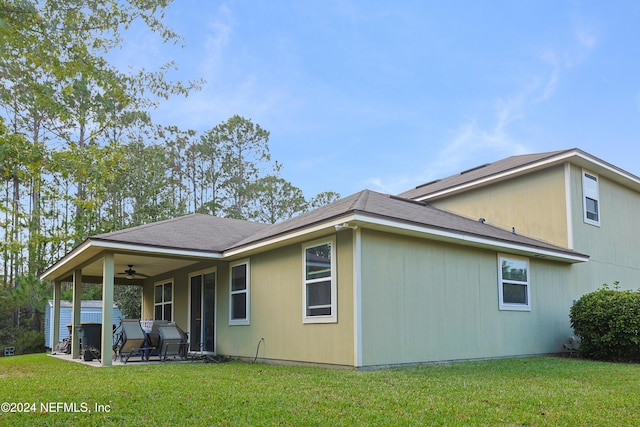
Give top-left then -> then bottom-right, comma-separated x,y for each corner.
40,214 -> 268,367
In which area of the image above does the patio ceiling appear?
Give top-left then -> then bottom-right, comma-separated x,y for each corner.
79,253 -> 200,284
44,243 -> 208,285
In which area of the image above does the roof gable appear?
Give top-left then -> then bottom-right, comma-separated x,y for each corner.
399,149 -> 573,200
399,148 -> 640,202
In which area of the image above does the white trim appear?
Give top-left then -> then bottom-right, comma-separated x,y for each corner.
564,163 -> 574,249
90,240 -> 224,259
497,254 -> 531,312
302,236 -> 337,324
229,259 -> 250,326
39,240 -> 92,281
40,239 -> 221,282
224,216 -> 356,258
351,213 -> 588,263
582,169 -> 601,227
187,267 -> 217,354
353,228 -> 362,368
574,151 -> 640,186
153,278 -> 174,321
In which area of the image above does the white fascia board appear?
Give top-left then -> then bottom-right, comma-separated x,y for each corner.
351,213 -> 589,263
223,215 -> 357,258
573,151 -> 640,186
223,211 -> 586,263
89,240 -> 223,259
39,239 -> 93,281
40,239 -> 222,282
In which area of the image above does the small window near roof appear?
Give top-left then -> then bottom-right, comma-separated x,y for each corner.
582,170 -> 600,226
498,255 -> 530,311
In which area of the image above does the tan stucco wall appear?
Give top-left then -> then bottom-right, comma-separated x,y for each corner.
430,165 -> 569,248
360,229 -> 573,367
216,232 -> 355,366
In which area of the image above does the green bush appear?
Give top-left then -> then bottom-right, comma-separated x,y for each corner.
569,282 -> 640,362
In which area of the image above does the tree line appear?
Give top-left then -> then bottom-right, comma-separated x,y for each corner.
0,1 -> 339,353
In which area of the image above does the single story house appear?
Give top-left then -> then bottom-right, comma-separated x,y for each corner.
40,148 -> 640,368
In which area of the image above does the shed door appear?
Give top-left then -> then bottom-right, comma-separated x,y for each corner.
189,271 -> 216,353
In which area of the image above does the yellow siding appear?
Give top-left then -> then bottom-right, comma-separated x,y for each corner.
216,232 -> 354,366
360,229 -> 573,367
430,165 -> 569,248
142,260 -> 225,333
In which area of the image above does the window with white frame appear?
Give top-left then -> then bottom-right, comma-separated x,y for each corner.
154,281 -> 173,321
498,255 -> 530,311
303,237 -> 337,323
229,260 -> 250,325
582,170 -> 600,226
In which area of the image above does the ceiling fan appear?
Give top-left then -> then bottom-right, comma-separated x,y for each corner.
117,265 -> 151,280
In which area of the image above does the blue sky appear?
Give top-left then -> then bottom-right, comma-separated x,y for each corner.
114,1 -> 640,199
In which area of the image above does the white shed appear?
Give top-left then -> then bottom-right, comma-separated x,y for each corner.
44,300 -> 123,349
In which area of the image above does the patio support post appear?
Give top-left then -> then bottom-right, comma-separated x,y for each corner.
101,252 -> 114,366
71,269 -> 82,359
52,281 -> 62,352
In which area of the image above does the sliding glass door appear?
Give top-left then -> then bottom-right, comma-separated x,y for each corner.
189,270 -> 216,353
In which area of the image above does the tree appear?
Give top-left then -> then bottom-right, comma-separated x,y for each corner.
309,191 -> 342,209
214,115 -> 272,219
251,175 -> 308,224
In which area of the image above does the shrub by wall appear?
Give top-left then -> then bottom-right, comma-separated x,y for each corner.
569,282 -> 640,362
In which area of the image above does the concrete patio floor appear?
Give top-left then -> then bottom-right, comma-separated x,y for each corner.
48,351 -> 192,367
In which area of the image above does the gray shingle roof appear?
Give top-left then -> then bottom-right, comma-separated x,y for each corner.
92,213 -> 270,252
230,189 -> 584,257
399,149 -> 575,200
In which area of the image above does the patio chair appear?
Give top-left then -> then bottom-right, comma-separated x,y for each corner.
113,319 -> 152,363
144,320 -> 170,360
157,323 -> 188,361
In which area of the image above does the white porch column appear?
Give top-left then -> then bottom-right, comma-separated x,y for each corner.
71,269 -> 82,359
101,252 -> 114,366
52,281 -> 62,352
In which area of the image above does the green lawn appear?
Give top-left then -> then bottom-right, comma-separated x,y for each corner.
0,354 -> 638,426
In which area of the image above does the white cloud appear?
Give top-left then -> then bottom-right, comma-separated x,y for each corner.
202,4 -> 234,80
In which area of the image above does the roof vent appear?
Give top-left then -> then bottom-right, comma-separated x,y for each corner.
415,179 -> 441,189
460,163 -> 490,175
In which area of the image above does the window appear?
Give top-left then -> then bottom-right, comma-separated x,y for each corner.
582,170 -> 600,226
303,237 -> 337,323
498,255 -> 530,311
229,260 -> 250,325
154,281 -> 173,321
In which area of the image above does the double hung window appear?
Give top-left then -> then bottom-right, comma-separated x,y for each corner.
498,255 -> 530,311
229,260 -> 250,325
582,170 -> 600,226
303,238 -> 336,323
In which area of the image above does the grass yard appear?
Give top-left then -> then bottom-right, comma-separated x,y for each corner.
0,354 -> 638,426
